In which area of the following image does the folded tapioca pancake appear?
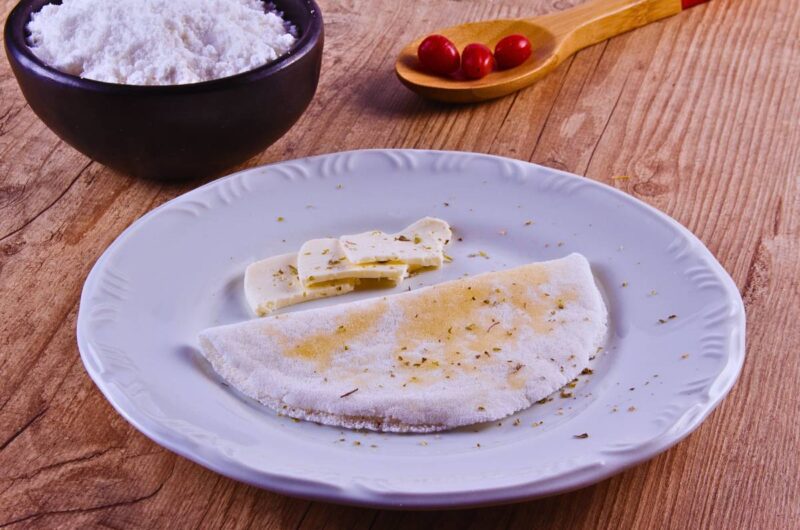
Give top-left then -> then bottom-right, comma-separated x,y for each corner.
199,253 -> 608,433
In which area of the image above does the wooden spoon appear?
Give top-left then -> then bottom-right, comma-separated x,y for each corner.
395,0 -> 709,103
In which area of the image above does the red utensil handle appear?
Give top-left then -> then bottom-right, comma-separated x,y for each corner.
682,0 -> 710,9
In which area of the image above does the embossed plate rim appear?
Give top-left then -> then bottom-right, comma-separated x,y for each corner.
76,149 -> 745,508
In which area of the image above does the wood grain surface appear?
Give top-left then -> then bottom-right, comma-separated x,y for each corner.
1,0 -> 798,528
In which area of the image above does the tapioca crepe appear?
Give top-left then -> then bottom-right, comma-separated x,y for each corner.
199,253 -> 608,433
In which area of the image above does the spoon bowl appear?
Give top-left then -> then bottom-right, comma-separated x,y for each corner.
396,0 -> 709,103
397,19 -> 559,102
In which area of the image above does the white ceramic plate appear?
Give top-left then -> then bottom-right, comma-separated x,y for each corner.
77,149 -> 745,508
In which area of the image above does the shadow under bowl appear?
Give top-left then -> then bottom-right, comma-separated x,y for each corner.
3,0 -> 323,181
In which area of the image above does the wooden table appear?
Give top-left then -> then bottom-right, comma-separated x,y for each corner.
1,0 -> 798,527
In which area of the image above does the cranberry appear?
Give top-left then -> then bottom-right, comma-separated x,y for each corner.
417,35 -> 460,75
461,43 -> 495,79
494,34 -> 532,70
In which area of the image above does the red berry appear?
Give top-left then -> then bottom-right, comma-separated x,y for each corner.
461,43 -> 495,80
494,34 -> 532,70
417,35 -> 460,75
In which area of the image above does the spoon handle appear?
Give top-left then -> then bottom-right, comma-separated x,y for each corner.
535,0 -> 709,55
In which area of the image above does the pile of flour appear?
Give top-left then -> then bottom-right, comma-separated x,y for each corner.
26,0 -> 297,85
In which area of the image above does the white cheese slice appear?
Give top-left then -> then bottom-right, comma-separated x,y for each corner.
244,253 -> 356,316
339,217 -> 452,269
297,238 -> 408,287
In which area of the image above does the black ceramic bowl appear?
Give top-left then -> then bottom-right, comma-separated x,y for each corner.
4,0 -> 323,180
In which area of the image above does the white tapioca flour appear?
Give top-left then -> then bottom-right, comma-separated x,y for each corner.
26,0 -> 297,86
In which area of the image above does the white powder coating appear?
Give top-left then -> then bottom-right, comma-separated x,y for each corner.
199,254 -> 608,433
26,0 -> 297,85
